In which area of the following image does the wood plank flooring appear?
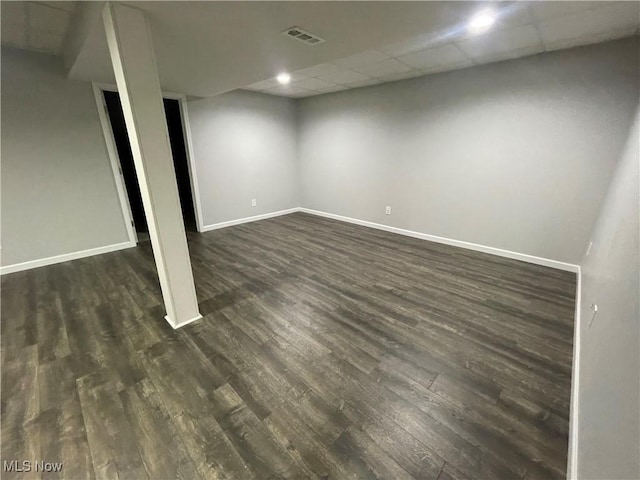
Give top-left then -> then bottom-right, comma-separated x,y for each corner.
1,212 -> 576,479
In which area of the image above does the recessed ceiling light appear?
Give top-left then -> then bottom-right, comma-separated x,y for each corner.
277,73 -> 291,85
467,10 -> 496,34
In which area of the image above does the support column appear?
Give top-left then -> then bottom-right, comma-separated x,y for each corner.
102,3 -> 201,328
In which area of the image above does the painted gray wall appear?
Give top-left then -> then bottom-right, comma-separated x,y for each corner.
187,90 -> 299,227
297,38 -> 639,264
1,47 -> 129,267
577,104 -> 639,480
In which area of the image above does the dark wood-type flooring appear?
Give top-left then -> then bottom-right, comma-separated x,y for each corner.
1,212 -> 576,479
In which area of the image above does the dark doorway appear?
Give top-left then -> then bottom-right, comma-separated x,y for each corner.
163,98 -> 197,232
103,91 -> 197,240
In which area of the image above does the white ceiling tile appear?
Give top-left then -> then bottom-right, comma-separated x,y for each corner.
493,2 -> 535,28
1,2 -> 27,48
378,39 -> 420,57
377,69 -> 425,83
1,1 -> 27,25
543,25 -> 638,52
292,77 -> 336,91
457,24 -> 542,59
2,23 -> 28,49
537,2 -> 640,49
28,2 -> 70,35
244,85 -> 265,92
422,62 -> 473,75
333,50 -> 389,68
347,78 -> 382,88
28,29 -> 64,54
247,78 -> 280,90
398,43 -> 470,69
447,3 -> 534,44
301,90 -> 326,97
295,62 -> 342,78
379,34 -> 441,57
35,2 -> 76,12
470,45 -> 544,66
316,69 -> 371,85
265,85 -> 310,97
287,72 -> 309,83
529,1 -> 610,22
318,84 -> 350,93
598,2 -> 640,31
353,58 -> 412,78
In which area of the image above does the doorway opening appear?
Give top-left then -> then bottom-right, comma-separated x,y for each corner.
102,90 -> 197,242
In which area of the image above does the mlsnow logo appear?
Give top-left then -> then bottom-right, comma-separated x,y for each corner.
3,460 -> 63,472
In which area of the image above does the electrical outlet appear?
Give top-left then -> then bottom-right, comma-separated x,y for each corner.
385,206 -> 391,215
251,199 -> 257,207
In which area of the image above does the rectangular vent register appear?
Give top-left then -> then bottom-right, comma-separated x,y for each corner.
282,26 -> 326,45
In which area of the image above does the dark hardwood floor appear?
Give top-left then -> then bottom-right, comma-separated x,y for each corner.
1,212 -> 576,479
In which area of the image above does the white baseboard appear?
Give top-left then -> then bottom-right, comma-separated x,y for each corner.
165,314 -> 203,329
0,207 -> 294,274
299,208 -> 580,273
2,208 -> 579,275
0,241 -> 136,275
567,268 -> 582,479
200,208 -> 300,232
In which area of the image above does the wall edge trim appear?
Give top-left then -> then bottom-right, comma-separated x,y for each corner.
567,267 -> 582,479
200,208 -> 300,232
1,241 -> 136,275
299,208 -> 580,272
165,313 -> 203,329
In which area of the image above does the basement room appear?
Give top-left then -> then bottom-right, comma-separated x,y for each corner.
1,1 -> 639,479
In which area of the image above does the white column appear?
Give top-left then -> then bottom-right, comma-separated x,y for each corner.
102,2 -> 201,328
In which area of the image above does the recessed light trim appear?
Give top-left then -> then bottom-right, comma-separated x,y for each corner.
277,73 -> 291,85
467,10 -> 496,34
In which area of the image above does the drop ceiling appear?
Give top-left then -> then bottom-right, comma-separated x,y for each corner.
247,1 -> 640,98
1,1 -> 638,99
64,1 -> 487,96
1,1 -> 76,56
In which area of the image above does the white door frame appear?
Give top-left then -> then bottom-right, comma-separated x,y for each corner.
92,82 -> 138,244
92,82 -> 205,238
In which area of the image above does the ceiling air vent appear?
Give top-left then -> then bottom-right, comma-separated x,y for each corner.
282,26 -> 325,46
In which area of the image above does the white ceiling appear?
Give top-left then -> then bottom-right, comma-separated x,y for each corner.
1,2 -> 638,98
247,1 -> 640,98
65,1 -> 489,97
1,1 -> 76,56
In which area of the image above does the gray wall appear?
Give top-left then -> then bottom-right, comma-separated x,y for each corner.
1,47 -> 129,267
187,90 -> 299,227
577,105 -> 639,480
297,38 -> 639,264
